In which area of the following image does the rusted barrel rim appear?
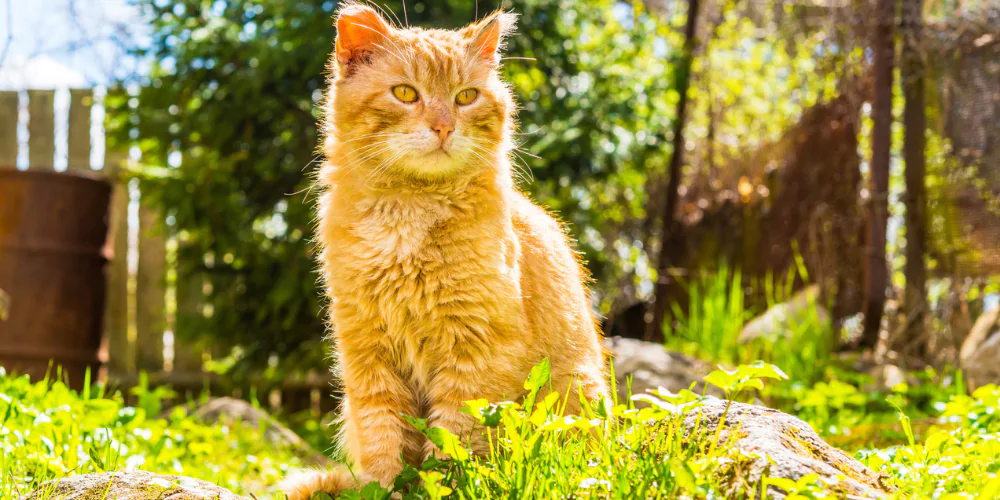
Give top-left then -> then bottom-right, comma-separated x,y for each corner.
0,345 -> 100,363
0,167 -> 112,186
0,246 -> 109,261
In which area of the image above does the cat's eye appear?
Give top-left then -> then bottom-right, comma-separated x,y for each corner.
455,88 -> 479,106
392,85 -> 419,103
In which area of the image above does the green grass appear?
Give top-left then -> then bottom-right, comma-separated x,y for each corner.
3,361 -> 999,499
0,367 -> 309,499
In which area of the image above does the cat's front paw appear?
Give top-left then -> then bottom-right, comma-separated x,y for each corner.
279,467 -> 367,500
421,440 -> 450,463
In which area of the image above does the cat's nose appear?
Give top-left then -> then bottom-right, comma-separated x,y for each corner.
432,123 -> 454,142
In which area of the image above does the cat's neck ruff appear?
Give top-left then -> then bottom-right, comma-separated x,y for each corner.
320,160 -> 516,261
325,155 -> 515,199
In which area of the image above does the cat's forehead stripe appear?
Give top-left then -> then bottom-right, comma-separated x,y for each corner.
391,30 -> 473,90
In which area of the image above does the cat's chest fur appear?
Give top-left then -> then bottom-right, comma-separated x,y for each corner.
350,193 -> 455,260
328,188 -> 521,332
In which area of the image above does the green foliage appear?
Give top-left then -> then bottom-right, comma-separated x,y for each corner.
704,360 -> 788,398
4,360 -> 1000,499
664,260 -> 834,384
0,367 -> 309,498
664,263 -> 749,361
359,359 -> 777,499
864,384 -> 1000,498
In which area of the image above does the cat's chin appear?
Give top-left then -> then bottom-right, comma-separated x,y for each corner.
393,152 -> 479,180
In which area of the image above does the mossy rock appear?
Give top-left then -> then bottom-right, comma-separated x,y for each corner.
22,471 -> 248,500
684,400 -> 892,498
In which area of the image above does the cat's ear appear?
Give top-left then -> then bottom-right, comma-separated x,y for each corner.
468,11 -> 517,65
335,4 -> 393,68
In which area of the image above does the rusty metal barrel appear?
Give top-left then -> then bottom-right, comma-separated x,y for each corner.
0,169 -> 111,388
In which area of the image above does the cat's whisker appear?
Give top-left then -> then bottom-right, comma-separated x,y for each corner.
335,141 -> 401,175
339,132 -> 406,145
348,23 -> 413,65
464,136 -> 536,184
339,142 -> 397,163
286,183 -> 315,203
343,138 -> 402,165
509,149 -> 535,184
372,41 -> 410,67
466,153 -> 491,172
513,147 -> 541,160
463,141 -> 518,178
365,1 -> 403,29
340,148 -> 396,175
340,136 -> 403,150
299,153 -> 324,173
367,160 -> 400,186
364,149 -> 408,187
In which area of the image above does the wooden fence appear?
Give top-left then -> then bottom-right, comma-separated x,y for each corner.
0,88 -> 335,416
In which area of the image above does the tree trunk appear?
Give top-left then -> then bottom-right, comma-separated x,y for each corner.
860,0 -> 896,349
644,0 -> 702,342
901,0 -> 928,358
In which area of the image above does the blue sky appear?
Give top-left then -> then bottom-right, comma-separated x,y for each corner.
0,0 -> 145,89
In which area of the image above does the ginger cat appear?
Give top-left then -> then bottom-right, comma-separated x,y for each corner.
282,4 -> 610,497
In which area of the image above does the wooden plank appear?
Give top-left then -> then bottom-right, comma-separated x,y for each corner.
103,151 -> 132,376
67,89 -> 93,172
135,195 -> 166,373
27,90 -> 55,169
0,91 -> 18,167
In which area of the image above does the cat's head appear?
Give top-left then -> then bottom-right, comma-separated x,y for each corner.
325,3 -> 517,183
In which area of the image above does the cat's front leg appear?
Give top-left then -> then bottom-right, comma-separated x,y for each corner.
421,344 -> 518,460
339,341 -> 420,487
422,366 -> 487,460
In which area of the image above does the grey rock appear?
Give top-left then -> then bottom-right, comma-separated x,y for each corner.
739,285 -> 831,344
959,306 -> 999,364
188,397 -> 331,466
960,306 -> 1000,389
867,363 -> 912,392
683,400 -> 891,499
22,471 -> 247,500
604,336 -> 712,403
963,327 -> 1000,390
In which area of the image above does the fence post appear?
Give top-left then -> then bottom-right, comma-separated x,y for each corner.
135,195 -> 166,374
27,90 -> 55,169
68,89 -> 93,172
0,92 -> 17,167
103,86 -> 133,377
103,152 -> 132,376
